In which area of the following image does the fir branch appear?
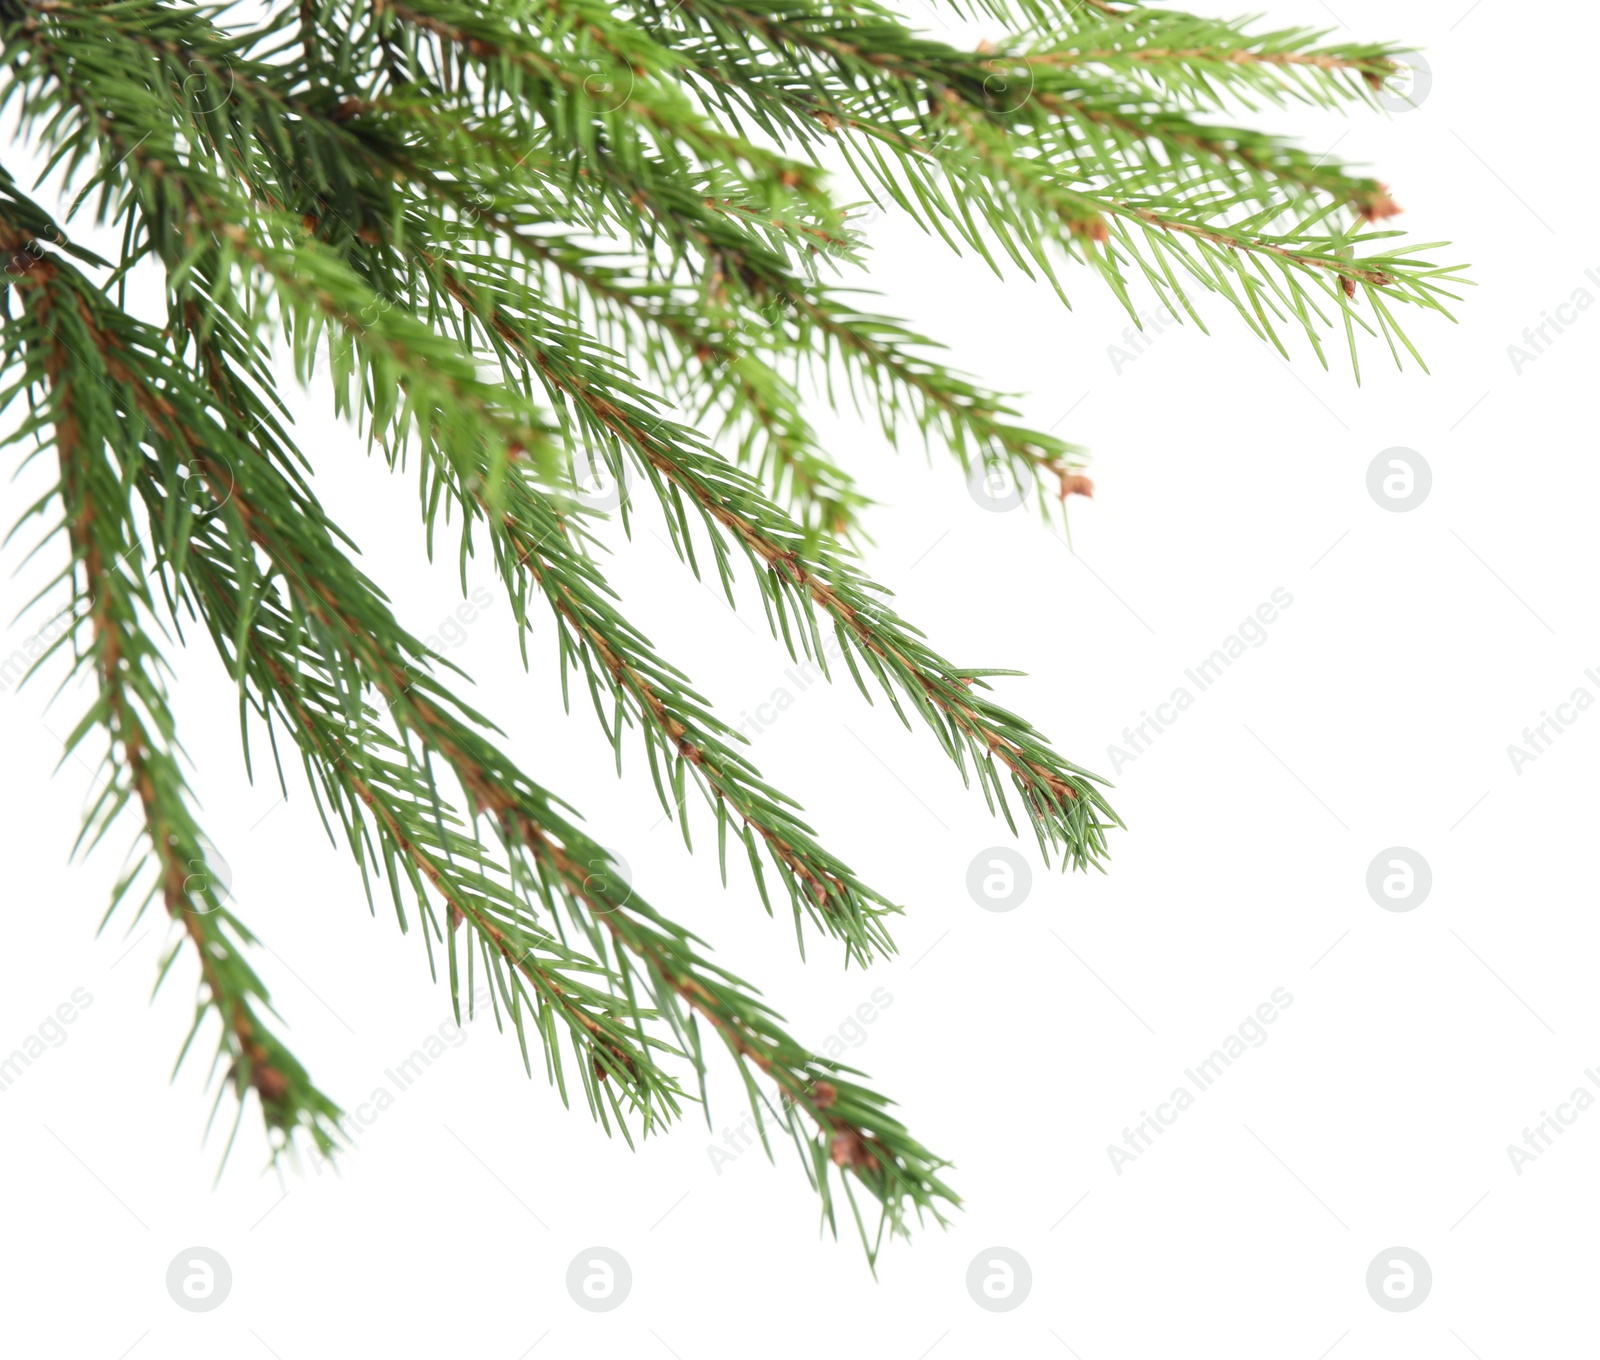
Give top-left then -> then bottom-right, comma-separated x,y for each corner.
0,0 -> 1461,1250
12,1 -> 1117,889
2,212 -> 341,1159
634,0 -> 1460,362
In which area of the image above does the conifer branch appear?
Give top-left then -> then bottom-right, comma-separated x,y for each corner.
0,0 -> 1459,1249
2,213 -> 341,1158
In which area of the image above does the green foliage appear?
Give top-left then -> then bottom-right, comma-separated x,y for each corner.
0,0 -> 1458,1256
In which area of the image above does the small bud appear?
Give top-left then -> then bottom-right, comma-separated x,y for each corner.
829,1129 -> 881,1172
1056,472 -> 1095,500
1356,186 -> 1402,222
254,1066 -> 289,1102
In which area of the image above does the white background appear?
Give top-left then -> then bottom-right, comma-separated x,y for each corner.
2,1 -> 1595,1355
